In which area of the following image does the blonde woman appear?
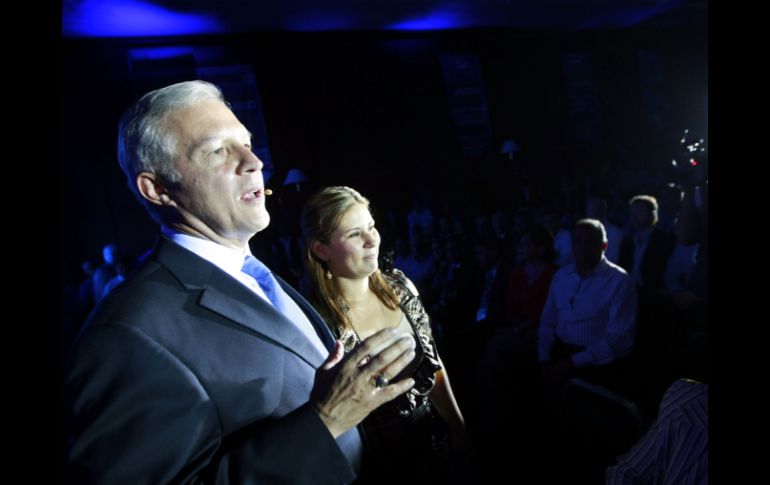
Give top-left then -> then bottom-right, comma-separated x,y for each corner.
301,186 -> 467,483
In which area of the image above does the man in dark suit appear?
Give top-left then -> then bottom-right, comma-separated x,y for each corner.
617,195 -> 677,390
618,195 -> 677,293
64,81 -> 417,484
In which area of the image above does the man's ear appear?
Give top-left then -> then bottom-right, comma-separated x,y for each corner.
137,172 -> 175,207
310,240 -> 329,262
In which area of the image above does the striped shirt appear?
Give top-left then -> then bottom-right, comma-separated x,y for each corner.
606,379 -> 708,484
538,256 -> 637,367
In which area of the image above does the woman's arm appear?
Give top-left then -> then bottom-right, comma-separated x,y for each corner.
429,360 -> 468,456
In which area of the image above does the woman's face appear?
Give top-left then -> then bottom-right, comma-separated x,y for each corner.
315,203 -> 381,279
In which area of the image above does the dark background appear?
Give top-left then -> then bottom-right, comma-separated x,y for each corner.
61,27 -> 707,284
54,2 -> 713,481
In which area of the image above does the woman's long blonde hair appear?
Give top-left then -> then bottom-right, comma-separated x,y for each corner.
300,186 -> 399,335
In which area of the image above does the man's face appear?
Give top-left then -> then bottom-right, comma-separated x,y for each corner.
572,225 -> 604,272
164,99 -> 270,247
629,202 -> 654,231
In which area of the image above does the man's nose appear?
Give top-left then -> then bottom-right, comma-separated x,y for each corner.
237,146 -> 263,174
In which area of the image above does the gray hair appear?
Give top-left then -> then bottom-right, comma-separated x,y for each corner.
574,218 -> 608,244
629,194 -> 659,225
117,80 -> 226,218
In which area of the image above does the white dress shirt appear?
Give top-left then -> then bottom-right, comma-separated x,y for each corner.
162,227 -> 272,302
538,256 -> 637,367
161,228 -> 329,357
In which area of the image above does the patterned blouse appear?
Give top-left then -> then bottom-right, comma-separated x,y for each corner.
336,268 -> 442,415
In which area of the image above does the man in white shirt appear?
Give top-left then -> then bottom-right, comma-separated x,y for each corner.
538,219 -> 637,388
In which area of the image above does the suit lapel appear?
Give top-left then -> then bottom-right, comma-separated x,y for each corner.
154,238 -> 326,368
276,276 -> 336,350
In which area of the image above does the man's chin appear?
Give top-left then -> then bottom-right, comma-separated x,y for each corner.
253,213 -> 271,233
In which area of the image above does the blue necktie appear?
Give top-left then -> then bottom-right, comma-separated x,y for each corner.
241,255 -> 288,313
241,255 -> 330,357
241,255 -> 363,471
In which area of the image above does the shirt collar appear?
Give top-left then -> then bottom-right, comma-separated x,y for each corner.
161,226 -> 250,275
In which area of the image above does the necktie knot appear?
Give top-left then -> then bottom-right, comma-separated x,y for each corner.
242,255 -> 282,309
242,255 -> 272,282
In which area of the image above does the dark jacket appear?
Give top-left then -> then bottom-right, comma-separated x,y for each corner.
619,228 -> 677,292
64,238 -> 356,484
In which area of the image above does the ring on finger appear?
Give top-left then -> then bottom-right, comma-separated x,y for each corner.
372,373 -> 389,389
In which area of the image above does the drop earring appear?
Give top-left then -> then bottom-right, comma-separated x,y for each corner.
325,269 -> 333,280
